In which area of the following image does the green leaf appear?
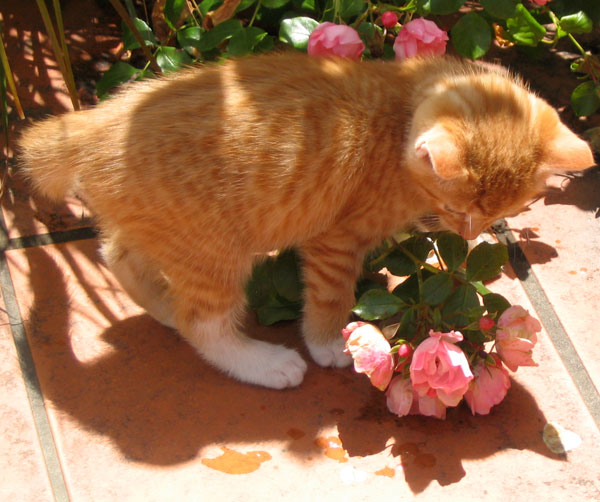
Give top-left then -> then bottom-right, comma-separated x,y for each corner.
381,249 -> 417,276
279,17 -> 319,51
392,269 -> 435,303
177,26 -> 204,52
199,0 -> 222,16
560,11 -> 593,34
442,283 -> 480,327
399,307 -> 416,335
262,0 -> 290,8
479,0 -> 518,20
292,0 -> 317,13
421,0 -> 466,15
122,18 -> 158,50
451,12 -> 492,59
399,235 -> 434,263
483,292 -> 511,316
571,81 -> 600,117
96,62 -> 140,99
436,232 -> 468,272
197,19 -> 243,51
164,0 -> 187,29
465,242 -> 508,282
353,289 -> 404,321
272,250 -> 303,303
339,0 -> 366,22
227,27 -> 268,56
246,259 -> 274,309
256,295 -> 301,325
421,272 -> 453,306
156,46 -> 193,73
236,0 -> 258,12
506,3 -> 546,47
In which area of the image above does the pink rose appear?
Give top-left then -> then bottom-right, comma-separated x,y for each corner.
464,354 -> 511,415
531,0 -> 550,5
381,12 -> 399,29
386,376 -> 447,419
344,322 -> 394,390
393,18 -> 448,60
307,22 -> 365,60
410,330 -> 473,406
495,306 -> 541,371
386,376 -> 414,416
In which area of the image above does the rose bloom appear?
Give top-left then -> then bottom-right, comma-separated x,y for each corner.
410,330 -> 473,406
386,376 -> 447,419
381,11 -> 399,29
393,18 -> 448,60
464,354 -> 511,415
307,22 -> 365,60
344,322 -> 394,390
495,306 -> 541,371
531,0 -> 550,5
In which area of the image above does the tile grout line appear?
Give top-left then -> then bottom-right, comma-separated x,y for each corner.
496,225 -> 600,430
0,226 -> 70,502
1,226 -> 97,252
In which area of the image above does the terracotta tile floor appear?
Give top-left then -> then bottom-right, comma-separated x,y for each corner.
2,2 -> 600,499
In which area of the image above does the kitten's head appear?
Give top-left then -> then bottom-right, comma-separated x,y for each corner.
405,61 -> 594,239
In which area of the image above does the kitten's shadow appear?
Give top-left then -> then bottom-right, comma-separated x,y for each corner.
21,240 -> 559,492
543,167 -> 600,217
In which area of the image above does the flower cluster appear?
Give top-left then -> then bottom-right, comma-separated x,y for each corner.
307,18 -> 448,61
343,306 -> 541,419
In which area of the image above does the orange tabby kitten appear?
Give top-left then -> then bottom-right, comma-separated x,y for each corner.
18,53 -> 593,389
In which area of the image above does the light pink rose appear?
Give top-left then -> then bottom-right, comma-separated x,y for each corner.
386,376 -> 414,416
464,354 -> 511,415
393,18 -> 448,60
307,22 -> 365,60
495,306 -> 541,371
410,330 -> 473,406
344,322 -> 394,390
386,376 -> 447,419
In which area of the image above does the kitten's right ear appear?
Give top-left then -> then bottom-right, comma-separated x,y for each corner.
415,125 -> 464,180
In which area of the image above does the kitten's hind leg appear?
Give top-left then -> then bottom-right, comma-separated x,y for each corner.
101,239 -> 176,329
170,269 -> 307,389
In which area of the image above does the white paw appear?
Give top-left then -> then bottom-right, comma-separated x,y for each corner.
306,337 -> 352,368
259,346 -> 308,389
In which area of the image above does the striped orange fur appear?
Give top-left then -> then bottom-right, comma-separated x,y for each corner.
17,53 -> 593,388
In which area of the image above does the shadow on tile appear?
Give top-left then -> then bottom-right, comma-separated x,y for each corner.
543,168 -> 600,217
13,239 -> 562,494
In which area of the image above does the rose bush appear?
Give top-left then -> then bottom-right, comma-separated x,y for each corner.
340,231 -> 544,419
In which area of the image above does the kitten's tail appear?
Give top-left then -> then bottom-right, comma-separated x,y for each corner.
17,111 -> 92,202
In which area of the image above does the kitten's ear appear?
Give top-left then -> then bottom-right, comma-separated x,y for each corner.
543,122 -> 595,173
415,125 -> 464,180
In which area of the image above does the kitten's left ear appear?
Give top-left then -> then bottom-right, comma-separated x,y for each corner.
415,124 -> 464,180
543,122 -> 595,173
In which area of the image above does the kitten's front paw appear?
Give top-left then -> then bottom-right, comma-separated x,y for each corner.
306,338 -> 352,368
261,347 -> 308,389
